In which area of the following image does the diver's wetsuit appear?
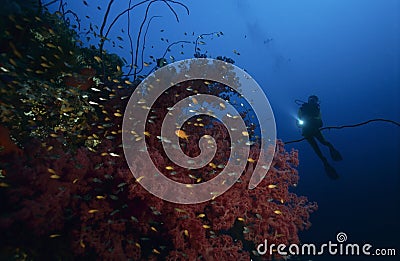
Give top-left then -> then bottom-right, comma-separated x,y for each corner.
298,101 -> 342,179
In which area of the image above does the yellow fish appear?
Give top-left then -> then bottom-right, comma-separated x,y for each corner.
0,182 -> 10,188
40,63 -> 51,68
88,209 -> 99,213
274,210 -> 282,215
94,56 -> 102,63
268,184 -> 277,189
175,130 -> 189,140
47,168 -> 56,174
174,208 -> 187,213
9,58 -> 17,66
46,43 -> 56,48
9,42 -> 22,58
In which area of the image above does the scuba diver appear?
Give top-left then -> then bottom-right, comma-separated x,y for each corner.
297,95 -> 343,179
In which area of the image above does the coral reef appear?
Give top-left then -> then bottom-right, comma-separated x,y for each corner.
0,79 -> 317,260
0,2 -> 317,260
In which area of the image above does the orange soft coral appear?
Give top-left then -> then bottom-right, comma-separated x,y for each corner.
0,125 -> 22,156
63,67 -> 96,91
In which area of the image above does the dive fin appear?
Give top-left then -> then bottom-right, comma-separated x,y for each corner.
324,162 -> 339,180
329,147 -> 343,161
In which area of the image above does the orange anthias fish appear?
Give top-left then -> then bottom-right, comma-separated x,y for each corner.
175,130 -> 189,141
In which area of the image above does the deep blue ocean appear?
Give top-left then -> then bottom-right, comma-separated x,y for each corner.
10,0 -> 400,260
